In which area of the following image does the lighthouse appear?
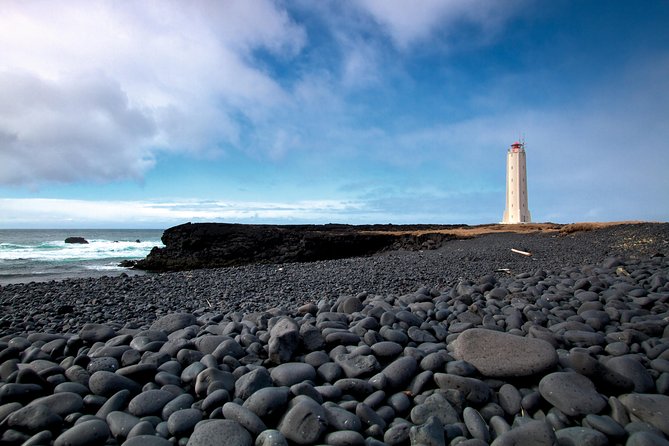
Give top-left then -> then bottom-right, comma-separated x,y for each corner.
502,141 -> 531,224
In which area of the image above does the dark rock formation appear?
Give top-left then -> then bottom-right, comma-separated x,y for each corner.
64,236 -> 89,244
134,223 -> 460,272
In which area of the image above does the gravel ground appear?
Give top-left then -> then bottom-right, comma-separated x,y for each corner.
1,223 -> 667,336
1,222 -> 669,446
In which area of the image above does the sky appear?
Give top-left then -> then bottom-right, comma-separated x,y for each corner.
1,0 -> 668,229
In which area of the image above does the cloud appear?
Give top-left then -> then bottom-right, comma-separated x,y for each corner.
0,198 -> 368,228
0,72 -> 156,185
0,0 -> 306,186
354,0 -> 528,49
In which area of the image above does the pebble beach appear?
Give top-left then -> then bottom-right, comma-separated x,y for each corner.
1,222 -> 669,446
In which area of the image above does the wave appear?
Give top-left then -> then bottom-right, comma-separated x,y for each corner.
0,239 -> 162,262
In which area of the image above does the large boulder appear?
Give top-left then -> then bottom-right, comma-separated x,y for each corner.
65,236 -> 89,244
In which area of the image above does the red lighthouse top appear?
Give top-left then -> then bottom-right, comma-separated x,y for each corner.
510,141 -> 524,153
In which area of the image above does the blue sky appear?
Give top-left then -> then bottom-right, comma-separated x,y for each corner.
1,0 -> 668,228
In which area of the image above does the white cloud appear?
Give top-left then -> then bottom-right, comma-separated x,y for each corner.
0,198 -> 369,228
0,0 -> 306,186
354,0 -> 527,49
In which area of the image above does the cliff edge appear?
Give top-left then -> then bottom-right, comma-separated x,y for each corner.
133,223 -> 462,272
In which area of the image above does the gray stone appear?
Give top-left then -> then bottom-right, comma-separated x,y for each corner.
243,386 -> 290,418
268,317 -> 300,364
370,341 -> 403,358
433,373 -> 491,404
453,328 -> 558,377
79,323 -> 116,343
324,404 -> 363,432
626,431 -> 669,446
22,431 -> 53,446
187,419 -> 252,446
87,356 -> 120,373
538,372 -> 606,416
88,371 -> 141,397
606,356 -> 656,393
121,435 -> 172,446
6,403 -> 62,432
334,378 -> 373,395
95,389 -> 131,420
28,392 -> 83,417
222,402 -> 267,435
619,393 -> 669,436
410,393 -> 459,425
127,420 -> 156,438
555,427 -> 608,446
325,430 -> 365,445
583,414 -> 626,439
167,408 -> 202,436
277,395 -> 328,444
498,384 -> 522,416
255,429 -> 289,446
270,362 -> 317,386
150,313 -> 198,334
409,416 -> 445,446
384,422 -> 411,445
463,407 -> 490,443
339,296 -> 363,314
235,367 -> 272,400
162,393 -> 196,420
128,389 -> 176,417
382,356 -> 417,389
195,367 -> 235,396
107,411 -> 140,439
334,353 -> 380,378
355,402 -> 386,430
54,418 -> 110,446
490,420 -> 556,446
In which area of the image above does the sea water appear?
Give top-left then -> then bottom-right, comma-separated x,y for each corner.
0,229 -> 164,285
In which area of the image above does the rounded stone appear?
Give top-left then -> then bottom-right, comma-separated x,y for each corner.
222,402 -> 267,435
490,420 -> 556,446
270,362 -> 316,387
555,427 -> 608,446
619,393 -> 669,436
606,356 -> 655,393
121,435 -> 172,446
382,356 -> 417,389
187,419 -> 252,446
255,429 -> 289,446
79,324 -> 116,343
370,341 -> 403,358
88,371 -> 141,397
538,372 -> 606,417
6,403 -> 62,432
453,328 -> 558,377
324,430 -> 365,446
53,418 -> 110,446
277,395 -> 328,444
128,389 -> 176,417
150,313 -> 198,334
28,392 -> 84,418
167,408 -> 202,436
107,411 -> 140,439
242,386 -> 290,418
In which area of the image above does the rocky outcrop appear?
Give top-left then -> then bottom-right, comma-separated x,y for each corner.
64,236 -> 89,244
134,223 -> 460,272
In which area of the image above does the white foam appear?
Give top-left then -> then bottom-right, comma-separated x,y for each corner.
0,239 -> 162,261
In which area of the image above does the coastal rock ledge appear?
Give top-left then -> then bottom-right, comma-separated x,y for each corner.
134,223 -> 459,272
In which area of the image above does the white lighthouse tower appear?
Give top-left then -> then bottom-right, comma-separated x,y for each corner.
502,141 -> 531,224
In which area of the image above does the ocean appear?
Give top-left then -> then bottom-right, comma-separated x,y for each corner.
0,229 -> 164,285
